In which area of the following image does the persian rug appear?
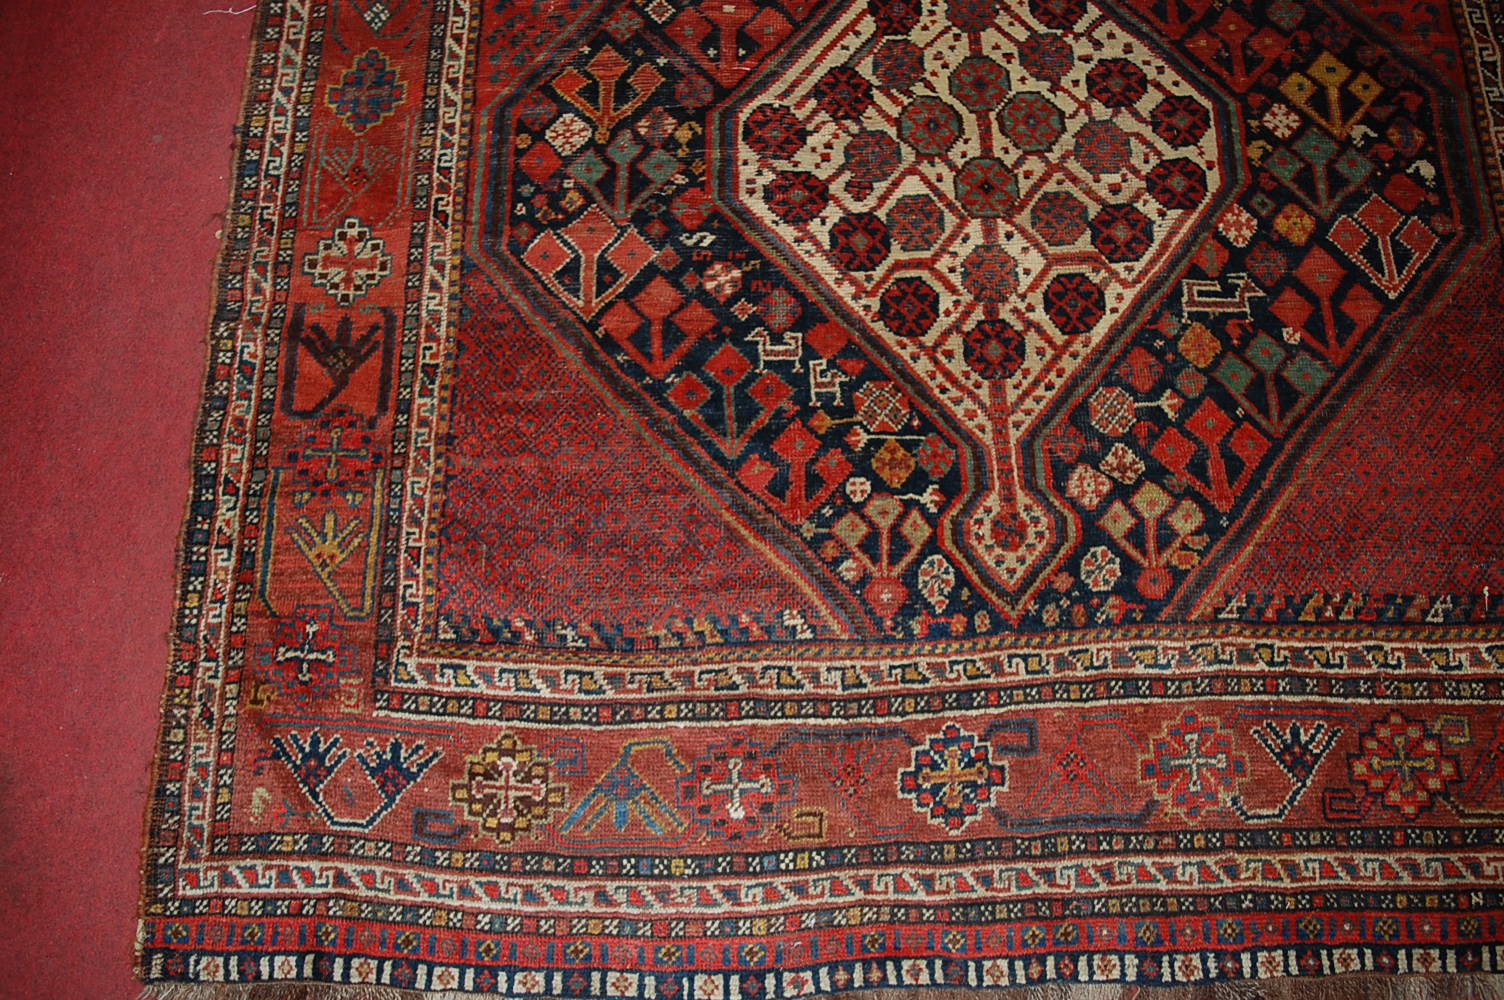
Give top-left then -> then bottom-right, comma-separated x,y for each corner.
138,0 -> 1504,996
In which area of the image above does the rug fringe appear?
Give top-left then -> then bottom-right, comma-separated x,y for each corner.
135,974 -> 1504,1000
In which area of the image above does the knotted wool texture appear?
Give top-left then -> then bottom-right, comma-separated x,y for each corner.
138,0 -> 1504,997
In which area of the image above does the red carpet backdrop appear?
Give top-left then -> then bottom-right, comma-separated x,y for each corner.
138,0 -> 1504,996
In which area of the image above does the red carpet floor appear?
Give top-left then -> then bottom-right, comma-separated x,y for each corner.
0,4 -> 252,998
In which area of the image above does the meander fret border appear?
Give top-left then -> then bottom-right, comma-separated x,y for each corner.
1453,0 -> 1504,228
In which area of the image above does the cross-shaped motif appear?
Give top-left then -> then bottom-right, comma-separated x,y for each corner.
342,73 -> 391,109
303,217 -> 392,305
1368,730 -> 1440,793
275,619 -> 337,683
452,734 -> 566,845
900,725 -> 1003,831
918,745 -> 990,811
1162,730 -> 1230,795
700,757 -> 773,820
304,426 -> 372,482
320,232 -> 387,298
473,757 -> 551,822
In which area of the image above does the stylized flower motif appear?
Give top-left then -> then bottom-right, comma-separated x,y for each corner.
1178,321 -> 1221,368
1090,204 -> 1154,262
1349,713 -> 1459,818
1147,158 -> 1209,210
1218,204 -> 1258,247
1086,59 -> 1148,108
1261,102 -> 1302,140
1117,345 -> 1164,393
1100,442 -> 1145,485
949,55 -> 1009,112
1030,190 -> 1089,245
759,287 -> 803,332
873,38 -> 924,89
1274,203 -> 1317,245
675,74 -> 713,108
1073,118 -> 1132,175
888,194 -> 945,251
765,171 -> 829,224
918,553 -> 956,612
954,157 -> 1020,217
879,277 -> 940,338
855,381 -> 911,433
830,212 -> 891,271
1018,32 -> 1073,84
900,97 -> 962,157
900,724 -> 1006,832
1079,545 -> 1121,592
814,66 -> 872,119
947,0 -> 999,31
451,733 -> 567,844
1066,464 -> 1112,510
671,186 -> 714,229
915,433 -> 954,478
1031,0 -> 1086,29
545,113 -> 592,156
998,93 -> 1063,152
603,7 -> 644,40
963,320 -> 1026,380
701,262 -> 743,304
865,572 -> 910,624
871,439 -> 915,487
844,130 -> 902,185
1151,94 -> 1211,146
961,245 -> 1019,303
1043,272 -> 1105,335
870,0 -> 921,34
1088,385 -> 1135,436
1141,712 -> 1246,819
837,557 -> 864,583
743,104 -> 807,160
